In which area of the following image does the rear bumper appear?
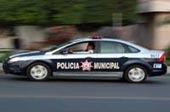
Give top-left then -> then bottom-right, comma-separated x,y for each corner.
150,64 -> 167,76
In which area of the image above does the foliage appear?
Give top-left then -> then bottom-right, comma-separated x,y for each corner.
0,51 -> 11,62
0,0 -> 137,25
166,60 -> 170,66
165,47 -> 170,66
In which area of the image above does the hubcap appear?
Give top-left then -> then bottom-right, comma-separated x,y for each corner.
128,67 -> 145,82
30,65 -> 48,80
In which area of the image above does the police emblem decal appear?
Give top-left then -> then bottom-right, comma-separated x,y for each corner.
80,60 -> 93,71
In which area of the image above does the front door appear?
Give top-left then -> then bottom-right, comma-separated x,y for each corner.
52,41 -> 97,72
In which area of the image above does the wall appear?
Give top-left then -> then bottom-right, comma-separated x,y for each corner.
154,13 -> 170,49
14,26 -> 47,48
138,0 -> 170,49
0,37 -> 13,49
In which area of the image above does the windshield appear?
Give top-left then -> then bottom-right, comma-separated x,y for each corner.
43,41 -> 71,52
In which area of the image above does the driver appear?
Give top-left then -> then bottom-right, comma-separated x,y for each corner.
86,42 -> 95,53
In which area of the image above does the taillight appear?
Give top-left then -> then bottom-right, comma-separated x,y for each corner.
159,53 -> 166,63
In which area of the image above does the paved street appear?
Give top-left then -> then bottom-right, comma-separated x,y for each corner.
0,74 -> 170,112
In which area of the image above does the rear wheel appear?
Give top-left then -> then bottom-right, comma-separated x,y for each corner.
124,65 -> 147,83
26,62 -> 51,81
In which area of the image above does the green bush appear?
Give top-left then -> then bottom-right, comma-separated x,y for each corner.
165,47 -> 170,66
0,51 -> 12,62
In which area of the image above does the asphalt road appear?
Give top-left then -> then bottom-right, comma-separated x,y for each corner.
0,74 -> 170,112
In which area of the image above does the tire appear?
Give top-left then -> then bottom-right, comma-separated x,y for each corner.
124,65 -> 147,83
26,62 -> 51,81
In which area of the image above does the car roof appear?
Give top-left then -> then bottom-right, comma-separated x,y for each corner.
71,37 -> 120,42
71,37 -> 137,45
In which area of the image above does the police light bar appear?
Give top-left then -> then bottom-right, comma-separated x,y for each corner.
92,35 -> 102,39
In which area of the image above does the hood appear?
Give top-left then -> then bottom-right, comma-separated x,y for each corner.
9,51 -> 45,58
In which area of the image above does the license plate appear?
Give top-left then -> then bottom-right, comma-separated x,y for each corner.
153,64 -> 162,68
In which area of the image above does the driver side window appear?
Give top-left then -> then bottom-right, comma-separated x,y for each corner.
69,42 -> 88,53
58,41 -> 96,54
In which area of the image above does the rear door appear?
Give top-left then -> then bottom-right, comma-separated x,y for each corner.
93,41 -> 131,72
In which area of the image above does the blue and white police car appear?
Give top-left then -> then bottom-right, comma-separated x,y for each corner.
3,36 -> 167,83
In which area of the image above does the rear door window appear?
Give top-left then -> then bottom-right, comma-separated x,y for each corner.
99,41 -> 140,53
100,41 -> 125,53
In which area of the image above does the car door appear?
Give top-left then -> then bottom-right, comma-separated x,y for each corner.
93,41 -> 129,72
51,41 -> 97,72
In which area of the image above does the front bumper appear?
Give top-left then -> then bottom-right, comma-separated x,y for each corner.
3,61 -> 24,75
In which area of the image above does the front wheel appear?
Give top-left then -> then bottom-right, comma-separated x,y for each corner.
26,62 -> 51,81
124,65 -> 147,83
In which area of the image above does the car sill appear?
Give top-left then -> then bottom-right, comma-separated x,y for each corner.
53,72 -> 123,78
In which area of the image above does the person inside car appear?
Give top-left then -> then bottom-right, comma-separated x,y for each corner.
86,42 -> 95,53
67,42 -> 95,54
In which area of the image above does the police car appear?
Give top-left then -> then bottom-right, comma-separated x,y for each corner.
3,36 -> 167,83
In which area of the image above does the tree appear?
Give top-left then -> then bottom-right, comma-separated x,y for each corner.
51,0 -> 85,25
0,0 -> 47,25
0,0 -> 137,25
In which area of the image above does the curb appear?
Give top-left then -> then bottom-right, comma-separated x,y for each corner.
0,63 -> 170,75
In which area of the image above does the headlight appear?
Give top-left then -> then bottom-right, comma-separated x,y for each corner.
8,57 -> 21,62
